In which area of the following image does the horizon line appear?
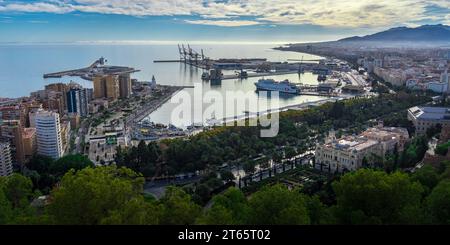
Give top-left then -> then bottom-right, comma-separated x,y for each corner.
0,39 -> 334,46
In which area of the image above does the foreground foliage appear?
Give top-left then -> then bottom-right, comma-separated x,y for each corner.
2,162 -> 450,225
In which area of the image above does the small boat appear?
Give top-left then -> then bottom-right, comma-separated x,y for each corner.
201,72 -> 210,80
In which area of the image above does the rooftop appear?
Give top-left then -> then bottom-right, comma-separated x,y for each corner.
22,128 -> 36,138
409,106 -> 450,120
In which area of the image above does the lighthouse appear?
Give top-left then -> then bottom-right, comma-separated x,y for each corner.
151,75 -> 157,89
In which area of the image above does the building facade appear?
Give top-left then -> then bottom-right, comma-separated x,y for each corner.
22,128 -> 37,162
315,126 -> 409,173
67,88 -> 89,117
0,120 -> 25,166
35,111 -> 63,159
93,75 -> 120,101
118,74 -> 132,99
0,142 -> 13,177
408,106 -> 450,135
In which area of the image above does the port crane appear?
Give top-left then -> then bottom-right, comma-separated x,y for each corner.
178,44 -> 208,66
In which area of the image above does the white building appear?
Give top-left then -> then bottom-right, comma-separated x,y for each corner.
441,69 -> 449,84
35,111 -> 63,159
0,142 -> 13,177
315,125 -> 409,173
441,69 -> 449,93
427,81 -> 448,93
373,67 -> 407,86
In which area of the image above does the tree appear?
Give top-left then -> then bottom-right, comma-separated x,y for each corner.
51,154 -> 94,177
426,123 -> 442,139
48,165 -> 150,225
329,101 -> 345,119
25,154 -> 93,193
196,205 -> 234,225
304,195 -> 336,225
0,174 -> 40,224
411,165 -> 439,194
426,180 -> 450,224
100,198 -> 161,225
247,184 -> 310,225
242,161 -> 256,175
219,170 -> 235,182
197,187 -> 250,225
0,184 -> 13,224
159,186 -> 201,225
284,147 -> 297,159
332,169 -> 425,224
435,142 -> 450,156
1,174 -> 34,209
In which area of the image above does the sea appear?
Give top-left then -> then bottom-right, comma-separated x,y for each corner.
0,43 -> 327,127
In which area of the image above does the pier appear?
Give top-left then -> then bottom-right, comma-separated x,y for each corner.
43,57 -> 139,80
221,70 -> 300,80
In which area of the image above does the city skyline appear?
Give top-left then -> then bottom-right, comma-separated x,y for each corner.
0,0 -> 449,43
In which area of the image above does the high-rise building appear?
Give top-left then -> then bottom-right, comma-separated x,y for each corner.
60,121 -> 71,153
22,128 -> 37,162
35,111 -> 63,159
45,83 -> 70,112
21,102 -> 42,127
0,120 -> 25,166
118,74 -> 132,98
441,69 -> 449,93
67,88 -> 89,117
0,142 -> 13,177
93,75 -> 120,101
42,91 -> 66,115
0,105 -> 27,128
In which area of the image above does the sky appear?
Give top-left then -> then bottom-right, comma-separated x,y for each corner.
0,0 -> 449,43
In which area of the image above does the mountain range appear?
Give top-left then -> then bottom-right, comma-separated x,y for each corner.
339,24 -> 450,42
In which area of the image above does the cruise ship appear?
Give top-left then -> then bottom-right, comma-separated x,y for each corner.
255,78 -> 299,94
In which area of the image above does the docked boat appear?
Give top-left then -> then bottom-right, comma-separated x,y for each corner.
254,78 -> 299,94
201,72 -> 210,80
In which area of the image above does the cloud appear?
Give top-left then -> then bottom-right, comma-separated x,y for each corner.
28,20 -> 49,24
185,19 -> 260,27
0,0 -> 449,28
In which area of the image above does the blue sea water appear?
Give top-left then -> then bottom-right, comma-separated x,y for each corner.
0,43 -> 326,126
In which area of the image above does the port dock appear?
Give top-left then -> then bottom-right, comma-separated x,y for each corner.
43,57 -> 140,80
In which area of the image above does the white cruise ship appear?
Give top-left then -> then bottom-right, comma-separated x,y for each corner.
255,78 -> 299,94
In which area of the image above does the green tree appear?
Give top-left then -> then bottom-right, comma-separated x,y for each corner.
48,165 -> 148,225
0,186 -> 13,224
426,180 -> 450,224
1,173 -> 34,209
242,161 -> 256,175
219,170 -> 235,182
196,205 -> 234,225
100,198 -> 161,225
426,123 -> 442,139
332,169 -> 424,224
51,154 -> 94,177
435,142 -> 450,156
411,165 -> 439,194
159,186 -> 201,225
305,195 -> 336,225
247,184 -> 310,225
197,187 -> 250,225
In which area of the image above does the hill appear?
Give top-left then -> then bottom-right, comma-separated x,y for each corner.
339,24 -> 450,42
